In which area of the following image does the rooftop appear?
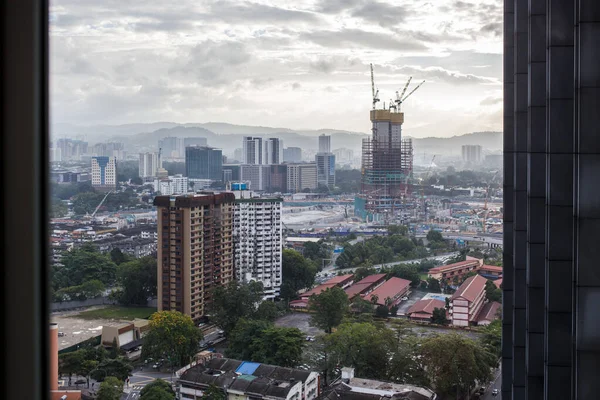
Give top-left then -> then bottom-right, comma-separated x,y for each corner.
479,264 -> 503,273
451,274 -> 487,302
344,377 -> 436,399
428,259 -> 481,273
345,274 -> 387,298
406,298 -> 445,316
364,277 -> 411,306
477,301 -> 501,322
325,274 -> 354,285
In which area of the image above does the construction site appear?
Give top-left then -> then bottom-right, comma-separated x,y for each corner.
354,65 -> 420,223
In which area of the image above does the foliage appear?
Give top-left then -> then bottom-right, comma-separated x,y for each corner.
52,244 -> 117,290
90,357 -> 133,381
426,277 -> 442,293
302,240 -> 332,270
110,248 -> 132,265
97,376 -> 123,400
426,230 -> 444,243
226,319 -> 304,367
431,308 -> 449,325
387,225 -> 409,236
387,264 -> 421,287
445,249 -> 468,264
351,297 -> 374,314
54,279 -> 106,302
51,181 -> 95,200
201,384 -> 227,400
254,300 -> 279,322
211,281 -> 264,334
116,257 -> 157,305
480,320 -> 502,358
353,266 -> 378,282
419,333 -> 496,398
281,249 -> 317,301
142,311 -> 203,368
309,286 -> 349,333
375,305 -> 389,318
71,189 -> 140,215
140,379 -> 175,400
325,322 -> 396,379
485,280 -> 502,303
51,197 -> 69,217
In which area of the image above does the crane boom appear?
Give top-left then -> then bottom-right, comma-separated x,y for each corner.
402,80 -> 425,102
370,63 -> 380,110
91,191 -> 112,217
399,76 -> 412,101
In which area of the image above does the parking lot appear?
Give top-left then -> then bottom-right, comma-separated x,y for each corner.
395,289 -> 428,316
51,307 -> 123,350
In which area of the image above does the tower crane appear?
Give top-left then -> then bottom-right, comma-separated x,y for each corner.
370,63 -> 380,110
91,191 -> 113,218
394,78 -> 425,112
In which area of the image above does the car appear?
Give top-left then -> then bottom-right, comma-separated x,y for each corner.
492,389 -> 499,396
401,296 -> 409,301
479,387 -> 486,394
152,364 -> 159,369
58,332 -> 65,337
306,336 -> 315,341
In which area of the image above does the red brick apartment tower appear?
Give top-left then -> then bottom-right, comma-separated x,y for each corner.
154,194 -> 235,321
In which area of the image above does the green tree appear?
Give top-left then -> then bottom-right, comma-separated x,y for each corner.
480,319 -> 502,358
485,280 -> 502,303
388,264 -> 421,286
142,311 -> 203,368
375,305 -> 389,318
255,300 -> 279,322
419,333 -> 496,398
110,248 -> 131,265
51,197 -> 69,218
97,377 -> 123,400
116,257 -> 157,305
53,244 -> 117,290
387,225 -> 408,236
302,241 -> 332,268
426,230 -> 444,243
226,319 -> 304,367
140,379 -> 175,400
353,266 -> 378,282
211,281 -> 264,334
91,358 -> 132,382
426,277 -> 442,293
309,286 -> 349,333
201,384 -> 226,400
351,297 -> 374,314
430,308 -> 449,325
281,249 -> 317,301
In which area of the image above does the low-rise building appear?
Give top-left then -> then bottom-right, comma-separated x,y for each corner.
476,301 -> 501,326
363,277 -> 411,307
477,264 -> 503,280
345,274 -> 387,300
450,274 -> 488,327
177,358 -> 320,400
290,274 -> 354,309
427,258 -> 483,283
406,298 -> 446,322
101,322 -> 142,348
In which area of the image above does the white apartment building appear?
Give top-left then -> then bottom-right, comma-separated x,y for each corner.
231,184 -> 282,299
139,152 -> 159,178
91,156 -> 117,190
153,174 -> 189,195
286,163 -> 317,192
243,136 -> 263,164
240,164 -> 270,191
264,138 -> 283,164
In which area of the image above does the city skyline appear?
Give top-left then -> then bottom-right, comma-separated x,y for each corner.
50,0 -> 502,137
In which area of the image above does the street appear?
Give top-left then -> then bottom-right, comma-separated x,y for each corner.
481,365 -> 502,400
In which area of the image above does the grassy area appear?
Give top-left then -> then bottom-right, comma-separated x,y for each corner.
419,273 -> 429,281
72,306 -> 157,320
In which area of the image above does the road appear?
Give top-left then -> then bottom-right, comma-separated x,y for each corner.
121,370 -> 174,399
481,365 -> 502,399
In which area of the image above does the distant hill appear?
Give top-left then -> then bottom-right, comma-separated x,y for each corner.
51,122 -> 501,156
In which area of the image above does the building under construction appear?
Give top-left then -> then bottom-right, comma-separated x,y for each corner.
355,65 -> 419,222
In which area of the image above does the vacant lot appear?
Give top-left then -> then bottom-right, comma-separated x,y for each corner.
72,306 -> 156,320
275,313 -> 324,336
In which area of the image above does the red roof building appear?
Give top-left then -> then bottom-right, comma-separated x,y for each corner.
345,274 -> 387,299
450,274 -> 488,327
478,264 -> 503,279
493,278 -> 503,289
363,277 -> 411,306
476,301 -> 501,325
406,298 -> 446,321
427,259 -> 483,283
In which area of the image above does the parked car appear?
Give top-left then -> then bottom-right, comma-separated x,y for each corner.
401,296 -> 409,301
306,336 -> 315,341
58,332 -> 65,337
492,389 -> 499,396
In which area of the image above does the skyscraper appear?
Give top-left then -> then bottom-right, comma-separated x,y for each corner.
264,138 -> 283,164
318,134 -> 331,153
286,163 -> 317,192
231,183 -> 282,299
154,194 -> 235,320
185,146 -> 223,181
91,156 -> 117,190
159,136 -> 184,159
139,152 -> 159,178
283,147 -> 302,162
316,153 -> 335,189
461,145 -> 482,164
242,137 -> 263,164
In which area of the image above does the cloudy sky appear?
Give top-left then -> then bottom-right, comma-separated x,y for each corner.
50,0 -> 502,137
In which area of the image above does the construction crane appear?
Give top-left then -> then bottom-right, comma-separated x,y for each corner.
370,63 -> 380,110
91,191 -> 113,218
395,77 -> 425,112
420,155 -> 436,222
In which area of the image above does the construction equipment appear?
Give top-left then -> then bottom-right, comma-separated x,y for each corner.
91,191 -> 113,218
395,77 -> 425,112
370,63 -> 380,110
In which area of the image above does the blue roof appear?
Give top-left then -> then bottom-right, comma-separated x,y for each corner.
235,361 -> 261,375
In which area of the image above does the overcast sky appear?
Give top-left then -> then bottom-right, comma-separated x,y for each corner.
50,0 -> 502,137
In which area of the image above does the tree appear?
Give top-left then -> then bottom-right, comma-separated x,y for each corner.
426,277 -> 442,293
97,377 -> 123,400
201,384 -> 226,400
142,311 -> 203,368
309,286 -> 349,333
302,241 -> 332,268
375,305 -> 389,318
388,264 -> 421,287
353,266 -> 378,282
53,244 -> 117,290
116,257 -> 157,305
140,379 -> 175,400
419,333 -> 496,398
226,319 -> 304,367
480,320 -> 502,359
485,280 -> 502,303
109,338 -> 119,359
254,301 -> 279,322
91,358 -> 133,382
430,308 -> 449,325
387,225 -> 408,236
281,249 -> 317,301
211,281 -> 264,334
110,248 -> 131,265
351,297 -> 374,314
426,230 -> 444,243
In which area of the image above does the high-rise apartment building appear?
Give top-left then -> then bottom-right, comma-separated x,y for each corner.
185,146 -> 223,181
316,153 -> 335,189
283,147 -> 302,162
286,163 -> 317,193
159,136 -> 184,159
461,145 -> 482,164
139,152 -> 159,178
154,194 -> 235,320
153,174 -> 188,195
318,134 -> 331,153
264,138 -> 283,165
91,156 -> 117,190
230,183 -> 282,299
240,164 -> 270,191
243,137 -> 263,164
92,142 -> 126,160
56,138 -> 88,161
233,148 -> 243,162
502,2 -> 600,399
